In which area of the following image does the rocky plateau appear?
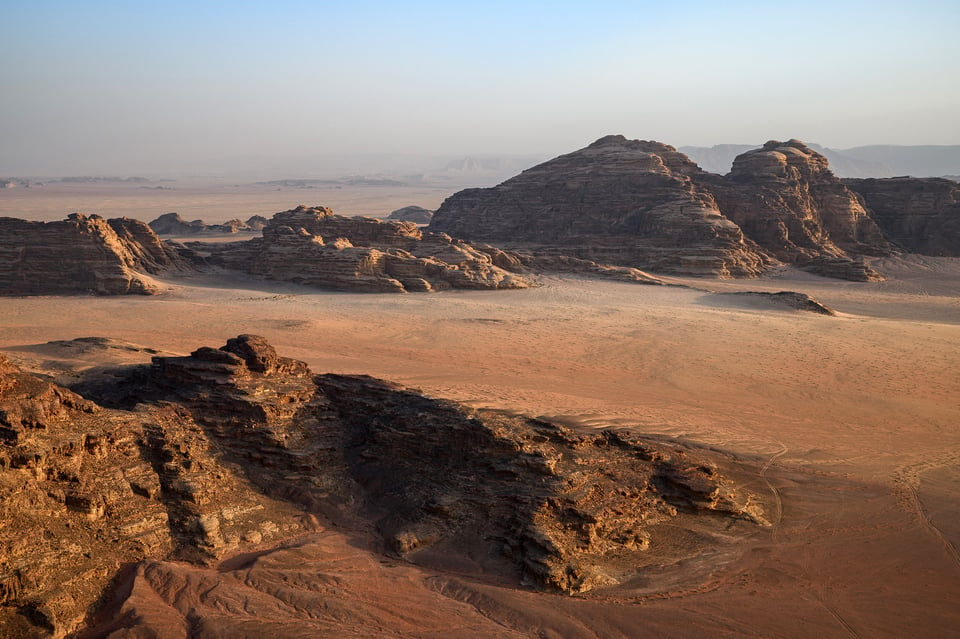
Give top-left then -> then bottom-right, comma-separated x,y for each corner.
0,335 -> 767,637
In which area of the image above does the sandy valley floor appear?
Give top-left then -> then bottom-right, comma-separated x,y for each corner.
1,254 -> 959,637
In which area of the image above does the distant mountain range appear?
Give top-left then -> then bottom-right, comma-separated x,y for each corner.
679,144 -> 960,178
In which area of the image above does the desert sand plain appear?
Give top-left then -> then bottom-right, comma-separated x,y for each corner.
1,184 -> 959,637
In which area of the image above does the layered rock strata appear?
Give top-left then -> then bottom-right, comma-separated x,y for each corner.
0,335 -> 766,636
0,349 -> 307,637
0,214 -> 190,295
431,136 -> 900,281
844,177 -> 960,256
698,140 -> 893,280
199,206 -> 534,292
431,135 -> 770,278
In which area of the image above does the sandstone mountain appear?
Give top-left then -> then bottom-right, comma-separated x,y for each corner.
431,135 -> 771,278
844,177 -> 960,256
697,139 -> 893,280
0,214 -> 191,295
197,206 -> 534,292
431,136 -> 901,281
0,336 -> 766,637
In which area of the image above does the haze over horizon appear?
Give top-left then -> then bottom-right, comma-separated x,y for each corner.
2,0 -> 958,177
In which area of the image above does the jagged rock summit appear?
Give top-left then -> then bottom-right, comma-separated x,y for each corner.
0,214 -> 191,295
699,139 -> 893,280
431,135 -> 901,281
0,335 -> 767,636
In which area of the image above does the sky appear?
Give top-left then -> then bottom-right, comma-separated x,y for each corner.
2,0 -> 959,177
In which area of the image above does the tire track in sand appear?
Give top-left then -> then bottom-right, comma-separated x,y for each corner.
894,453 -> 960,568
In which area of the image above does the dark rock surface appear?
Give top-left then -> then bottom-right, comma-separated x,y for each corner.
844,177 -> 960,256
0,214 -> 191,295
706,291 -> 836,315
148,212 -> 266,235
0,336 -> 767,636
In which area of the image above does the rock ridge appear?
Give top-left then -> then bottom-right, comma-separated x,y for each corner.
197,206 -> 534,292
0,335 -> 767,635
431,135 -> 904,281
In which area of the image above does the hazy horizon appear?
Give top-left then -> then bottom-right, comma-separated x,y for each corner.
3,1 -> 959,177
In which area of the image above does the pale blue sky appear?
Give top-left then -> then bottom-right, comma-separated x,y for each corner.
2,1 -> 958,176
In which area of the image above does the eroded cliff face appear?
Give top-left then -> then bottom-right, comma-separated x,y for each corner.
430,135 -> 770,278
199,206 -> 534,292
0,348 -> 308,637
0,336 -> 767,637
431,136 -> 901,281
0,214 -> 190,295
844,177 -> 960,256
699,140 -> 893,281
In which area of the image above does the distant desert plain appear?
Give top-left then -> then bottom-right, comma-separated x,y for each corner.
1,167 -> 959,638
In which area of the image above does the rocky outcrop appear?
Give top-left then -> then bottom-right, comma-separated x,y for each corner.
707,291 -> 836,315
0,214 -> 191,295
148,213 -> 266,235
844,177 -> 960,256
314,374 -> 766,593
431,136 -> 908,281
386,205 -> 434,224
698,140 -> 893,280
0,350 -> 307,636
0,335 -> 766,636
198,206 -> 534,292
431,135 -> 770,278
